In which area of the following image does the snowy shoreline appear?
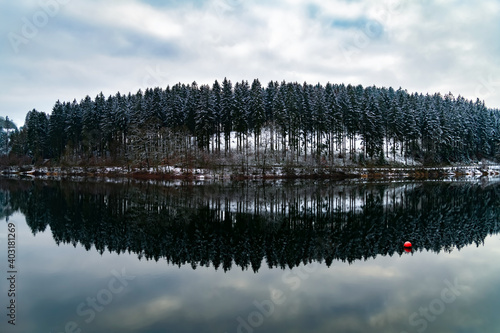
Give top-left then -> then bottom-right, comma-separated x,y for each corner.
2,163 -> 500,181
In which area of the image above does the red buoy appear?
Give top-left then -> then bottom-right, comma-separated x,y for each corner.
404,241 -> 412,248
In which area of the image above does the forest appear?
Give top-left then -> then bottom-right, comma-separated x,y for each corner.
5,79 -> 500,169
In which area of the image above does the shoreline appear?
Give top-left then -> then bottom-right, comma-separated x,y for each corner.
2,164 -> 500,181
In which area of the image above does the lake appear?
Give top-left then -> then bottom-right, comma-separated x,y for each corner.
1,178 -> 499,333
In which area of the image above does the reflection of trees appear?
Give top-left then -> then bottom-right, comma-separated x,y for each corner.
0,191 -> 13,220
1,179 -> 500,271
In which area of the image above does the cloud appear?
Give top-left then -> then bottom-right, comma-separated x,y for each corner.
0,0 -> 499,127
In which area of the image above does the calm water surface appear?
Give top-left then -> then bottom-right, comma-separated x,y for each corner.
1,178 -> 500,333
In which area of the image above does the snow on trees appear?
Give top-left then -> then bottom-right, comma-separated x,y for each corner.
9,79 -> 500,168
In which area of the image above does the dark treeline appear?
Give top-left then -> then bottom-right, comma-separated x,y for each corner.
0,116 -> 17,157
1,179 -> 499,271
8,79 -> 500,167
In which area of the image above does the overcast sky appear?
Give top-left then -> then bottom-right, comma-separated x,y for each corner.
1,0 -> 500,127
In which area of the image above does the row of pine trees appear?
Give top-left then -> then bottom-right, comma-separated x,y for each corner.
8,79 -> 500,166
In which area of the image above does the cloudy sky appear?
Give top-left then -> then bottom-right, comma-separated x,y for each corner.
1,0 -> 500,127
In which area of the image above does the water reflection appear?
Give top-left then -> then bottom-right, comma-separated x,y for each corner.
1,179 -> 499,272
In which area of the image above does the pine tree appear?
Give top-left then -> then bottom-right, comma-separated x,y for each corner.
81,94 -> 100,158
233,81 -> 250,153
221,78 -> 234,154
300,82 -> 314,161
212,80 -> 222,153
48,100 -> 68,159
250,79 -> 266,159
312,83 -> 327,161
64,99 -> 82,160
25,109 -> 50,161
361,91 -> 383,159
195,84 -> 215,150
0,116 -> 18,155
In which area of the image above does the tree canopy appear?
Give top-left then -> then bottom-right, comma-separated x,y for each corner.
8,79 -> 500,166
